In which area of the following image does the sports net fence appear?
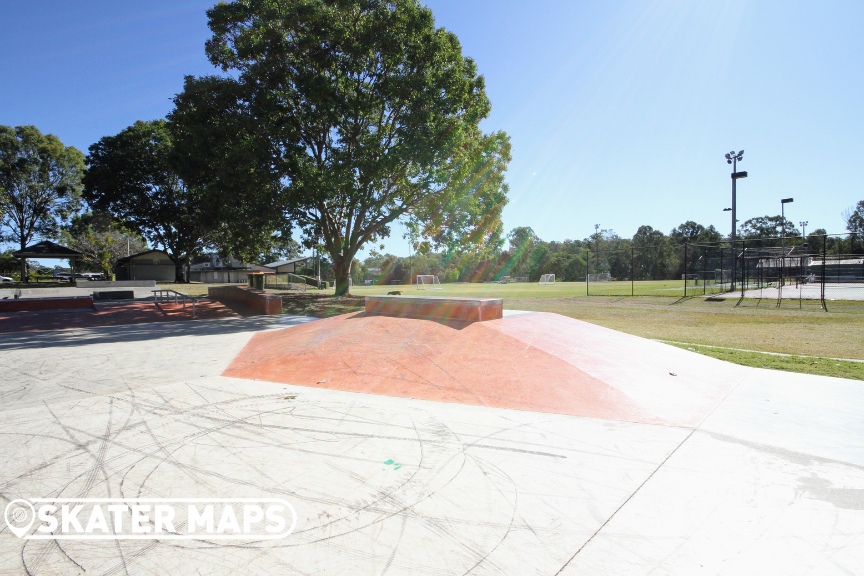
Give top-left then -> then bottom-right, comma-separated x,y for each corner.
584,233 -> 863,310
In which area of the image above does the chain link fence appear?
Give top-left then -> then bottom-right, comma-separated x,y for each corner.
736,234 -> 863,310
586,234 -> 864,311
586,244 -> 687,297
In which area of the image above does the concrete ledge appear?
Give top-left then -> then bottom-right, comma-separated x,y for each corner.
0,296 -> 94,312
365,295 -> 503,322
93,290 -> 135,301
87,280 -> 157,288
208,285 -> 282,315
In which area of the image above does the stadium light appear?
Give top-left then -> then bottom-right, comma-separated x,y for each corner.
780,197 -> 794,241
725,150 -> 745,290
780,198 -> 794,286
799,221 -> 808,238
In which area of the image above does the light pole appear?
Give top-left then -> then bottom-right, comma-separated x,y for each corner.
780,198 -> 794,289
725,150 -> 747,290
799,220 -> 808,241
781,198 -> 794,244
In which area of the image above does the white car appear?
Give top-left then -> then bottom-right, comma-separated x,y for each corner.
0,276 -> 13,282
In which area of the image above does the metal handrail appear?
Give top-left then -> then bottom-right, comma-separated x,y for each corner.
152,289 -> 197,318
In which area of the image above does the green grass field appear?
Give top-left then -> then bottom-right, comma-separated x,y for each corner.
160,280 -> 864,380
346,279 -> 691,298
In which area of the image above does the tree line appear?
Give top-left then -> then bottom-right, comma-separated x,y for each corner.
358,210 -> 864,285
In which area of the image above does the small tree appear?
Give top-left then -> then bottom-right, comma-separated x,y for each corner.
64,212 -> 147,279
0,125 -> 85,280
0,250 -> 19,277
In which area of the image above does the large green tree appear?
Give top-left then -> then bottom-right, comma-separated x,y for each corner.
171,0 -> 510,295
669,220 -> 723,244
632,225 -> 670,280
84,120 -> 208,281
738,215 -> 798,240
0,125 -> 85,279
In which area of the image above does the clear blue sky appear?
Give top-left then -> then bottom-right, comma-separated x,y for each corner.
2,1 -> 862,258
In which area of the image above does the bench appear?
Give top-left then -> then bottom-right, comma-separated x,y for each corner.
364,295 -> 503,322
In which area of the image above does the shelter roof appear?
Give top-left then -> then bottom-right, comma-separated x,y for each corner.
264,256 -> 312,269
12,241 -> 83,259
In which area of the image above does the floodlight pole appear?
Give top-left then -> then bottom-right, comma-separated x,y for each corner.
725,150 -> 746,291
800,220 -> 808,241
781,196 -> 794,258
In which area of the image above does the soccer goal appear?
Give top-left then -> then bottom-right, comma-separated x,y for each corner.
586,272 -> 611,282
539,273 -> 555,285
416,275 -> 442,289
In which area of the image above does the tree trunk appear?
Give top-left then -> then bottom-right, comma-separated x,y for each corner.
174,255 -> 190,283
19,238 -> 27,282
333,256 -> 351,296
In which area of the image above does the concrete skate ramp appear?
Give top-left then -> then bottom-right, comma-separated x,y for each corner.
225,311 -> 746,426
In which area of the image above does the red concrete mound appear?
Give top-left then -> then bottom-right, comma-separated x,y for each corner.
224,312 -> 658,423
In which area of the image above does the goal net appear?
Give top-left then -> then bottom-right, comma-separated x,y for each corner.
539,273 -> 555,285
586,272 -> 611,282
416,275 -> 442,290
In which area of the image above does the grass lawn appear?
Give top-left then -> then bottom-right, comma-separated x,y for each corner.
158,280 -> 864,380
665,343 -> 864,380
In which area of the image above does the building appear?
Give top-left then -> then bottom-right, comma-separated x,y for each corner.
188,254 -> 272,284
114,250 -> 176,282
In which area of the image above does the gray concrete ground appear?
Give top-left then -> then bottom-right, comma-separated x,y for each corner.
1,314 -> 862,575
707,282 -> 864,301
1,286 -> 160,300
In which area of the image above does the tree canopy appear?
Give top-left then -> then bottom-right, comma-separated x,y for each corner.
171,0 -> 510,295
844,200 -> 864,235
84,120 -> 208,281
738,215 -> 798,239
669,220 -> 723,244
0,125 -> 85,279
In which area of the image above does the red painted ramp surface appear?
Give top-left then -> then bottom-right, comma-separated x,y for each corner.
224,312 -> 745,426
0,300 -> 238,333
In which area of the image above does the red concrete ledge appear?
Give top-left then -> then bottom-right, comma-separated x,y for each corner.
0,296 -> 94,312
208,285 -> 282,315
365,295 -> 503,322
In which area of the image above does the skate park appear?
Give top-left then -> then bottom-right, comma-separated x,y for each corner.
1,293 -> 862,575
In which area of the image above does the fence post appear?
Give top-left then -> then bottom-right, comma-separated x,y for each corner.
735,239 -> 745,306
631,244 -> 635,297
683,243 -> 688,297
586,250 -> 590,296
821,235 -> 827,311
